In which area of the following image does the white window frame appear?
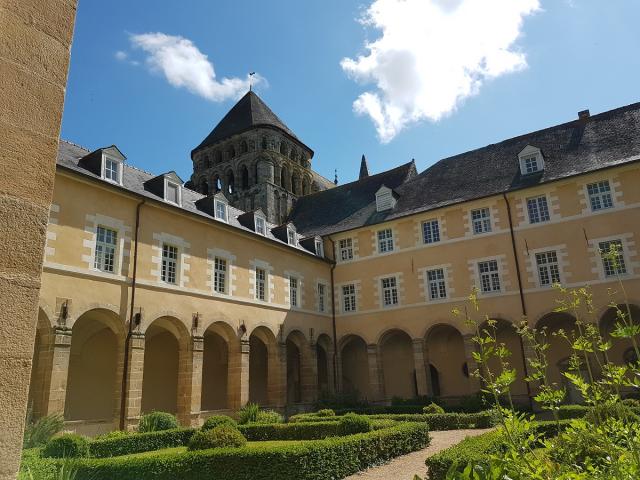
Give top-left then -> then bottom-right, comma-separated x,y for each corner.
255,268 -> 267,301
342,284 -> 357,312
478,259 -> 501,293
535,251 -> 561,287
102,155 -> 122,184
164,179 -> 182,206
94,225 -> 118,273
377,228 -> 394,253
518,145 -> 544,175
471,208 -> 492,235
587,180 -> 614,212
599,239 -> 627,277
381,276 -> 399,307
289,276 -> 299,308
215,198 -> 228,222
315,238 -> 324,257
426,268 -> 447,300
255,215 -> 266,235
317,283 -> 326,313
213,256 -> 227,294
527,195 -> 551,224
339,238 -> 354,261
422,219 -> 440,244
287,227 -> 297,246
161,243 -> 179,285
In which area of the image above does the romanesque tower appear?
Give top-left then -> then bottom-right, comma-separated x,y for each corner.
190,91 -> 334,224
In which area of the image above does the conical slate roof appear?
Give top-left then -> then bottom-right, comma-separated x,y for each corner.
192,91 -> 310,156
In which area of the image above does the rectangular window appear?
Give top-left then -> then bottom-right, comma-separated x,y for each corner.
255,216 -> 266,235
289,277 -> 298,307
213,257 -> 227,294
94,226 -> 117,273
471,208 -> 492,234
215,200 -> 227,221
287,228 -> 296,246
599,240 -> 627,276
342,284 -> 356,312
318,283 -> 325,312
381,276 -> 399,307
523,156 -> 539,174
161,244 -> 178,284
535,251 -> 561,286
527,196 -> 551,224
339,238 -> 353,261
166,182 -> 179,204
104,158 -> 119,183
377,228 -> 394,253
315,239 -> 324,257
255,268 -> 266,301
478,260 -> 501,293
427,268 -> 447,300
422,219 -> 440,244
587,180 -> 613,211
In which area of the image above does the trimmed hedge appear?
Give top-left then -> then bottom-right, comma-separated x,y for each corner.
53,423 -> 430,480
238,419 -> 393,441
202,415 -> 237,431
339,414 -> 372,435
556,404 -> 640,420
188,426 -> 247,450
138,411 -> 179,433
42,434 -> 89,459
90,428 -> 196,458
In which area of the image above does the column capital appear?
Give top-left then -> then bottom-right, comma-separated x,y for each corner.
240,338 -> 250,354
192,335 -> 204,352
53,326 -> 72,346
130,331 -> 145,349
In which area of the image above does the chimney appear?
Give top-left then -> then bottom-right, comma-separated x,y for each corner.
578,109 -> 590,120
359,154 -> 370,180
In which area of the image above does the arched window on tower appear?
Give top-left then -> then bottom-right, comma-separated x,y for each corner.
200,179 -> 209,196
302,178 -> 310,196
215,151 -> 222,164
280,168 -> 288,191
280,142 -> 287,155
240,140 -> 248,154
229,146 -> 236,159
291,174 -> 298,195
206,155 -> 212,168
213,175 -> 221,193
241,166 -> 249,190
226,171 -> 235,194
262,137 -> 268,150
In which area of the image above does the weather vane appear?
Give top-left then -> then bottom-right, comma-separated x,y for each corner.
249,72 -> 256,91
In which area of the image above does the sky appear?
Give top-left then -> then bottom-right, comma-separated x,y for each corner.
61,0 -> 640,185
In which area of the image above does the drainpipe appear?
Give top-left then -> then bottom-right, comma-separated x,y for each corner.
119,199 -> 145,430
502,192 -> 533,411
328,237 -> 339,394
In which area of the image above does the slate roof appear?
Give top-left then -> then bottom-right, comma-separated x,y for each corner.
192,91 -> 312,156
288,102 -> 640,237
56,140 -> 322,258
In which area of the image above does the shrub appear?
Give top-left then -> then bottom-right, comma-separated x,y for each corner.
237,403 -> 260,424
89,428 -> 196,458
202,415 -> 237,431
316,408 -> 335,417
59,422 -> 430,480
137,411 -> 178,433
255,409 -> 283,424
188,426 -> 247,451
423,403 -> 445,414
95,430 -> 131,441
23,412 -> 65,449
42,434 -> 89,459
339,413 -> 372,435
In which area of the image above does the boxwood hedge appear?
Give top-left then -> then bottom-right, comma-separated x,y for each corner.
42,422 -> 430,480
89,428 -> 196,458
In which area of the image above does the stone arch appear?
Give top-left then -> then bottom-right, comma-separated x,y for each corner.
229,145 -> 236,159
379,329 -> 415,400
425,324 -> 470,398
340,334 -> 370,400
316,334 -> 332,395
280,142 -> 287,156
202,321 -> 238,411
286,330 -> 306,404
241,165 -> 250,190
240,140 -> 248,154
27,309 -> 56,418
280,165 -> 290,192
600,304 -> 640,367
212,174 -> 221,193
141,316 -> 190,415
249,326 -> 278,406
291,172 -> 299,195
65,308 -> 125,423
225,170 -> 235,194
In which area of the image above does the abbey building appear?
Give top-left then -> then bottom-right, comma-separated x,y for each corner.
29,93 -> 640,435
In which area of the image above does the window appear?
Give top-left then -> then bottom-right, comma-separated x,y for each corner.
104,157 -> 120,183
377,228 -> 394,253
289,277 -> 299,307
518,146 -> 544,175
161,244 -> 178,284
522,155 -> 540,174
342,284 -> 356,312
166,182 -> 179,205
213,257 -> 227,294
587,181 -> 614,211
376,189 -> 395,211
287,227 -> 296,246
339,238 -> 353,261
255,268 -> 266,301
94,226 -> 117,273
422,220 -> 440,244
318,283 -> 326,312
478,260 -> 501,293
599,240 -> 626,276
381,277 -> 399,307
255,216 -> 266,235
527,196 -> 551,224
471,208 -> 492,234
535,251 -> 561,286
315,238 -> 324,257
215,199 -> 228,222
427,268 -> 447,300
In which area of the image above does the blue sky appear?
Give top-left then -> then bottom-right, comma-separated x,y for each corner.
61,0 -> 640,184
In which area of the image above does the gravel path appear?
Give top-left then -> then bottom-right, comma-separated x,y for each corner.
344,428 -> 493,480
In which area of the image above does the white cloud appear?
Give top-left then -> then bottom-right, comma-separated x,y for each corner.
341,0 -> 540,142
114,50 -> 128,61
129,32 -> 262,102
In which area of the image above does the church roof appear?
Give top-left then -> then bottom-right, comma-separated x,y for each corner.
192,91 -> 311,156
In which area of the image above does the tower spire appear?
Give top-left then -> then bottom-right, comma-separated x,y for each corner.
334,169 -> 338,185
359,154 -> 369,180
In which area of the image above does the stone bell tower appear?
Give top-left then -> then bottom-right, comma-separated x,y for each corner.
189,91 -> 333,224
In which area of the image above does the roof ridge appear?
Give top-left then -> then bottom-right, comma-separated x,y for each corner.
60,139 -> 91,152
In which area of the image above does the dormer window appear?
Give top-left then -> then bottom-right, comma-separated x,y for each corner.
315,238 -> 324,257
518,145 -> 544,175
103,156 -> 120,183
287,227 -> 297,246
375,185 -> 396,212
165,180 -> 181,205
215,198 -> 228,222
255,215 -> 266,235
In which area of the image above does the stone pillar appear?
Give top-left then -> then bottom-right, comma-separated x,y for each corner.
122,332 -> 145,430
462,334 -> 482,393
367,344 -> 384,402
38,327 -> 72,416
412,338 -> 429,397
276,342 -> 288,408
228,338 -> 250,410
301,342 -> 318,404
188,336 -> 204,425
176,337 -> 196,426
